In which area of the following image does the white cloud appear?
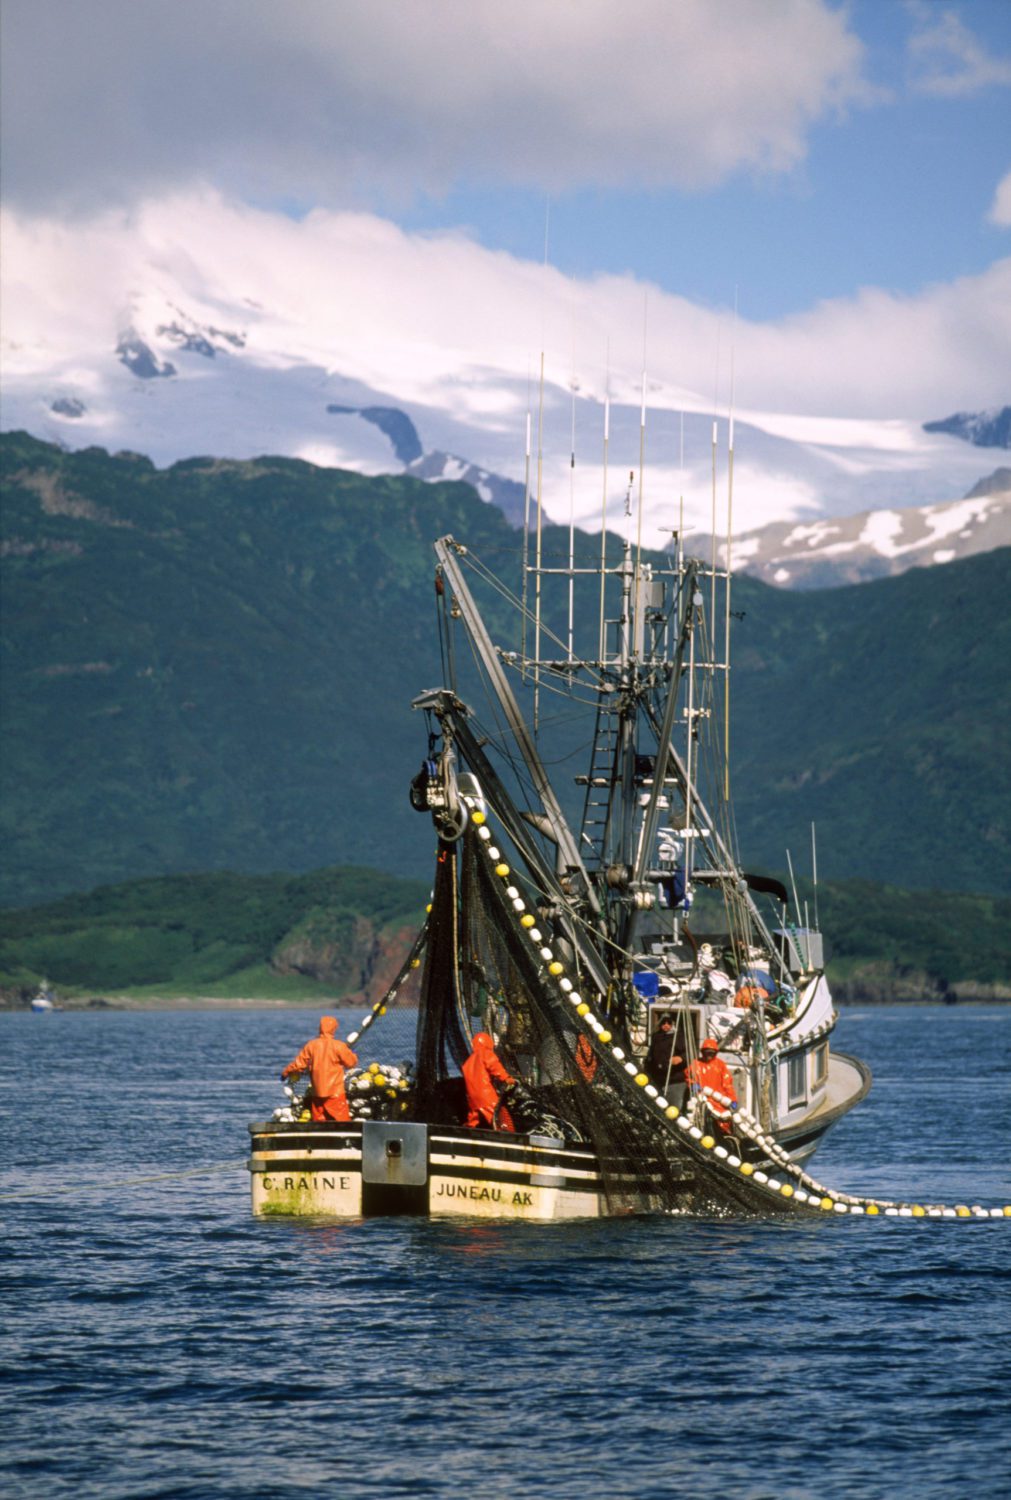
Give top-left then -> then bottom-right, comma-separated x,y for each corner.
0,0 -> 871,212
2,190 -> 1004,535
907,5 -> 1011,97
736,262 -> 1011,419
989,169 -> 1011,226
3,190 -> 1008,427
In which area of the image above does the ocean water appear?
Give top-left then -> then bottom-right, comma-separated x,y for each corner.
1,1003 -> 1008,1500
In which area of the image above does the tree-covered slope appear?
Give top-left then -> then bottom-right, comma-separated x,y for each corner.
1,865 -> 1006,1005
727,545 -> 1011,893
1,432 -> 502,905
0,865 -> 429,1001
2,431 -> 1009,904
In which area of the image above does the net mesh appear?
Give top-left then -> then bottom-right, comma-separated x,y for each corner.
412,843 -> 474,1123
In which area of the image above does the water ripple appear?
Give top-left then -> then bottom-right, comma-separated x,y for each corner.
2,1005 -> 1009,1499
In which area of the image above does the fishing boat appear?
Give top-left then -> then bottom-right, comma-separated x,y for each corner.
249,479 -> 873,1220
30,983 -> 57,1013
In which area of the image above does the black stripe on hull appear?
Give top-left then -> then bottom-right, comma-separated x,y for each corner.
250,1124 -> 602,1174
248,1157 -> 359,1174
249,1128 -> 361,1150
249,1149 -> 611,1196
430,1135 -> 599,1171
430,1159 -> 607,1194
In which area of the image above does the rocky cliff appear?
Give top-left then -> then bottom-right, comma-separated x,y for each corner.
271,913 -> 421,1008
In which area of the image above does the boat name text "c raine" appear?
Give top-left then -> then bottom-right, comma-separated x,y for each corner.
262,1174 -> 352,1192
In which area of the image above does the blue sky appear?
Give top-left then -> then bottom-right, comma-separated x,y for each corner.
393,0 -> 1011,319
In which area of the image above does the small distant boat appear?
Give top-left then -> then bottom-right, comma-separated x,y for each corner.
30,984 -> 57,1012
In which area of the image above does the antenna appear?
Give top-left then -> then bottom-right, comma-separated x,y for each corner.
521,382 -> 532,677
786,847 -> 801,928
568,330 -> 577,665
684,562 -> 697,884
723,290 -> 737,801
534,350 -> 545,732
811,820 -> 820,930
533,200 -> 550,731
598,359 -> 610,664
634,294 -> 647,639
710,325 -> 721,638
678,410 -> 685,576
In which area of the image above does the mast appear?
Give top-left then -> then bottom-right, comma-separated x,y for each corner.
598,387 -> 610,664
631,560 -> 698,889
724,300 -> 737,801
683,566 -> 698,885
534,348 -> 545,729
568,361 -> 576,664
634,322 -> 647,625
434,536 -> 601,920
422,327 -> 796,1008
533,201 -> 550,729
710,417 -> 718,638
520,400 -> 532,677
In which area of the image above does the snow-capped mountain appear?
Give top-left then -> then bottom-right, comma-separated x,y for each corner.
1,262 -> 1001,548
712,469 -> 1011,589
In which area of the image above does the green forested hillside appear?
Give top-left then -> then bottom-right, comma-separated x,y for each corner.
727,545 -> 1011,896
2,431 -> 1009,905
0,865 -> 429,1000
1,432 -> 492,905
1,865 -> 1006,1004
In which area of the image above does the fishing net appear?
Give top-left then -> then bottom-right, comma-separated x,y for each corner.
411,842 -> 475,1124
410,825 -> 706,1213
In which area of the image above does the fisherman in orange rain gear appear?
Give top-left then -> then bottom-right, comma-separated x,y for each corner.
684,1037 -> 739,1134
462,1031 -> 517,1131
734,982 -> 770,1010
282,1016 -> 358,1122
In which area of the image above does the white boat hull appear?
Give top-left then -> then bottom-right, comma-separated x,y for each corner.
248,1050 -> 869,1220
249,1121 -> 614,1220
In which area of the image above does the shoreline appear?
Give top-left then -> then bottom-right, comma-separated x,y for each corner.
3,993 -> 1009,1014
0,992 -> 366,1013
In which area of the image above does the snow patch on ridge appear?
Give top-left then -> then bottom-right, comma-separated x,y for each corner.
858,510 -> 904,556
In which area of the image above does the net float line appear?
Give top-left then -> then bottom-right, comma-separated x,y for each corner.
468,801 -> 1010,1222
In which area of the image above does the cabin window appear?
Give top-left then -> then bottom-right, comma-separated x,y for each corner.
787,1051 -> 807,1107
813,1042 -> 828,1087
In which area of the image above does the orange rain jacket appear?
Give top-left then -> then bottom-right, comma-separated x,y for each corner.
462,1032 -> 516,1131
734,983 -> 770,1010
575,1033 -> 598,1083
283,1016 -> 358,1122
685,1052 -> 738,1132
